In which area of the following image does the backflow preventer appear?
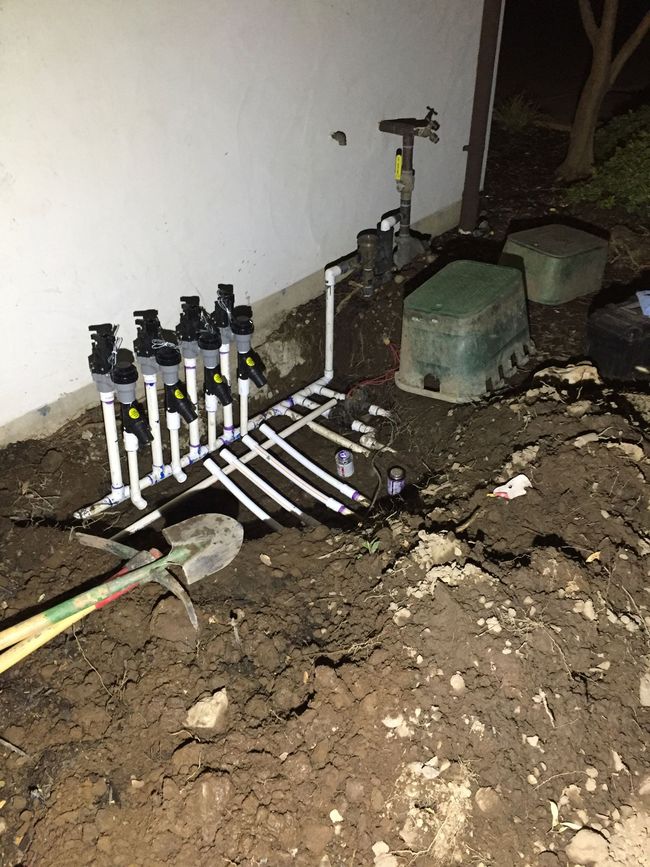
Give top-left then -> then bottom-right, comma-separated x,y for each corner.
379,106 -> 440,269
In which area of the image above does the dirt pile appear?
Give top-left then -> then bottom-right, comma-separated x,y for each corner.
0,362 -> 648,866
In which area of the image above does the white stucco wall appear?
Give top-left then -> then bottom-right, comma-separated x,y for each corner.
0,0 -> 483,442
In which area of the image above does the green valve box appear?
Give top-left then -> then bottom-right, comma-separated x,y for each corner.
501,224 -> 608,305
395,260 -> 533,403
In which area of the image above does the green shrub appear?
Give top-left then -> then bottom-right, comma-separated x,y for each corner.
566,130 -> 650,217
595,104 -> 650,161
493,93 -> 545,133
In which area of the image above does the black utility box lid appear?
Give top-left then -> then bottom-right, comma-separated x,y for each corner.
586,295 -> 650,380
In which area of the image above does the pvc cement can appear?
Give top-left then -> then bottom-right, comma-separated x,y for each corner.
335,449 -> 354,478
387,466 -> 406,495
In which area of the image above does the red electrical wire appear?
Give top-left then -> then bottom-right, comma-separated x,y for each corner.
347,342 -> 401,395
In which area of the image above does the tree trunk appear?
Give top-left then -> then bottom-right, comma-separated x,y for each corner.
556,60 -> 609,180
557,0 -> 615,181
557,0 -> 650,182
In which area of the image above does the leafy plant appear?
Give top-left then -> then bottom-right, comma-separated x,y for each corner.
359,538 -> 380,556
493,93 -> 545,133
594,104 -> 650,161
565,129 -> 650,216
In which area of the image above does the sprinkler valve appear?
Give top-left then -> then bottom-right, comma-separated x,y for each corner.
213,284 -> 235,343
217,283 -> 235,314
231,305 -> 267,388
198,330 -> 233,407
133,310 -> 162,357
133,309 -> 162,375
110,364 -> 153,447
176,296 -> 203,345
154,344 -> 198,424
239,349 -> 267,388
88,323 -> 118,377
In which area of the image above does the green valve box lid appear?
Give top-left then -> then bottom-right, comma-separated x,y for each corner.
405,260 -> 522,319
506,224 -> 607,258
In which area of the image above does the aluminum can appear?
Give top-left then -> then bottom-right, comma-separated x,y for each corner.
335,449 -> 354,478
387,465 -> 406,495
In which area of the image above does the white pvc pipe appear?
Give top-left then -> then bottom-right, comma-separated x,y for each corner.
324,270 -> 336,379
368,404 -> 393,418
76,381 -> 327,519
143,373 -> 166,481
282,406 -> 370,455
205,393 -> 218,451
350,419 -> 376,435
380,216 -> 400,232
295,397 -> 393,453
100,391 -> 124,500
123,432 -> 147,510
360,432 -> 396,453
242,434 -> 352,515
220,448 -> 306,519
114,398 -> 338,536
166,412 -> 187,483
203,457 -> 275,524
280,375 -> 331,407
220,343 -> 231,384
184,357 -> 202,461
220,343 -> 235,440
257,422 -> 367,504
313,384 -> 346,400
294,394 -> 330,413
239,377 -> 249,435
222,403 -> 235,441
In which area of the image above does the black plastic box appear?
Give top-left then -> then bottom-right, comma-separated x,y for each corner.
586,296 -> 650,379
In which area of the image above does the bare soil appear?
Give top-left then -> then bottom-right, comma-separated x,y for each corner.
0,126 -> 649,866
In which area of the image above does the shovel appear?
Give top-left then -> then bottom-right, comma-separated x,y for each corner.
0,514 -> 243,664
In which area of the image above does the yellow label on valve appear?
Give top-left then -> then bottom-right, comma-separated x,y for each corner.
174,388 -> 184,399
394,152 -> 403,181
128,407 -> 140,419
213,373 -> 223,384
246,356 -> 255,367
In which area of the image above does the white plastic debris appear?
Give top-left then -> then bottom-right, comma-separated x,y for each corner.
491,473 -> 532,501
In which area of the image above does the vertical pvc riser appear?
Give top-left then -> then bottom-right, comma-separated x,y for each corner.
325,279 -> 335,379
184,359 -> 201,457
143,374 -> 165,479
124,431 -> 147,510
100,391 -> 124,498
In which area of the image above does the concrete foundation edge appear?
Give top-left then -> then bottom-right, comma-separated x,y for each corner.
0,199 -> 461,447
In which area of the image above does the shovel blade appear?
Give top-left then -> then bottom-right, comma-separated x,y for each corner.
162,513 -> 244,585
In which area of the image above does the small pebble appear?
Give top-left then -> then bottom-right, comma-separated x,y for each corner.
450,673 -> 466,694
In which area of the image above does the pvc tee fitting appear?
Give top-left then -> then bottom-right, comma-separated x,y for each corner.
199,331 -> 233,406
110,364 -> 153,447
154,344 -> 198,424
231,306 -> 267,388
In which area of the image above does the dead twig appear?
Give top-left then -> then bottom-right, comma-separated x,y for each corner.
0,736 -> 30,758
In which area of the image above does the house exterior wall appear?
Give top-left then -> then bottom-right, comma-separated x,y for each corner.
0,0 -> 483,444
